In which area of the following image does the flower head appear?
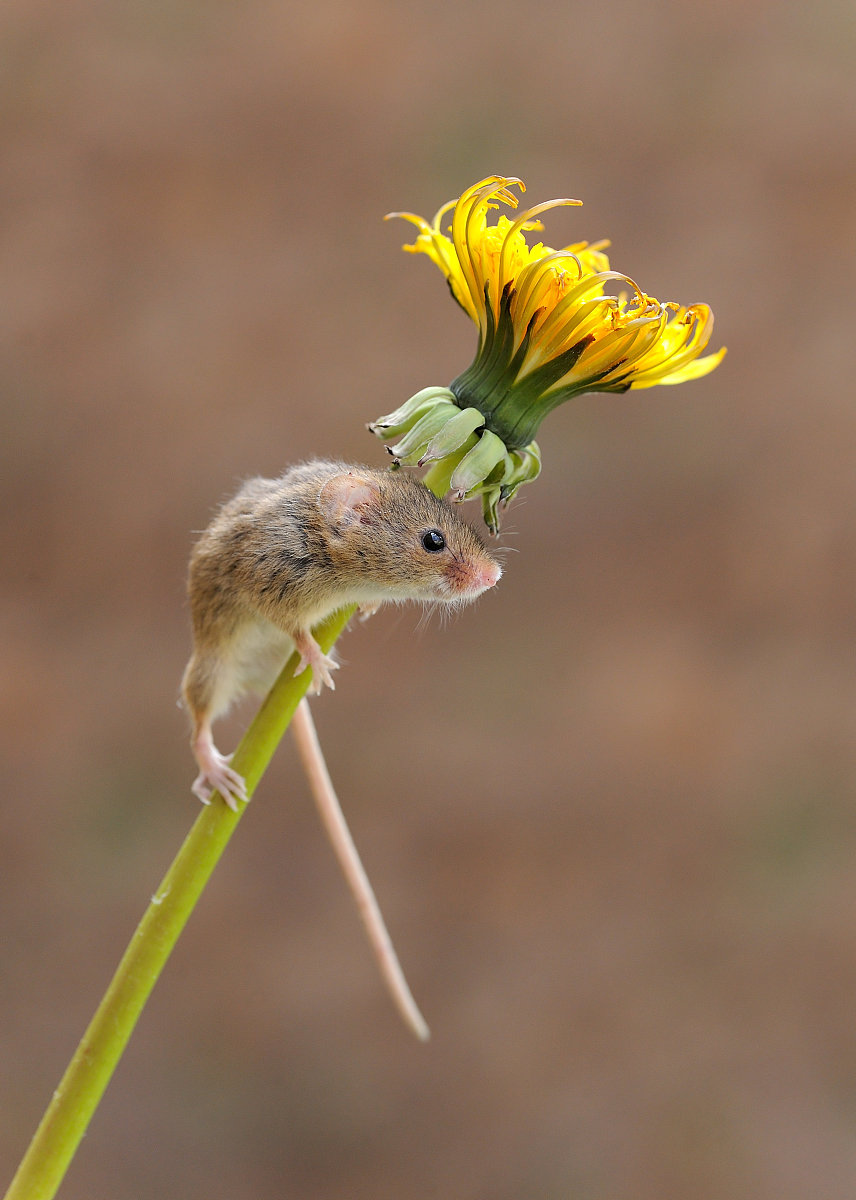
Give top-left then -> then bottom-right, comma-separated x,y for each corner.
371,175 -> 725,530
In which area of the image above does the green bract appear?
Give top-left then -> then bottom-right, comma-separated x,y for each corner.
371,387 -> 541,532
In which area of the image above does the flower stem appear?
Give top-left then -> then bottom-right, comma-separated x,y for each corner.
3,606 -> 354,1200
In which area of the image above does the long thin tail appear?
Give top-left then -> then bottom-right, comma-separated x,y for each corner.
290,698 -> 430,1041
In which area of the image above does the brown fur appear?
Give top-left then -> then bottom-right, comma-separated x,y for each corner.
182,460 -> 500,730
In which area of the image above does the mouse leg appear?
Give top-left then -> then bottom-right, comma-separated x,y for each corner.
190,717 -> 248,811
292,628 -> 338,693
182,646 -> 249,810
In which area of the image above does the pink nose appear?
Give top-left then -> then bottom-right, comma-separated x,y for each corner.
481,561 -> 502,589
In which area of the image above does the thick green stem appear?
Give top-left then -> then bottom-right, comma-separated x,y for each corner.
3,606 -> 354,1200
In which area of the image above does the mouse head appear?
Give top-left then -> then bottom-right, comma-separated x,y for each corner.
317,469 -> 501,604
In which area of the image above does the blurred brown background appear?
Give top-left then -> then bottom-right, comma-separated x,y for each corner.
2,1 -> 855,1197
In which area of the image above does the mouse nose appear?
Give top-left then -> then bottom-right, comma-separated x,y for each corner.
442,555 -> 502,599
479,560 -> 502,590
473,559 -> 501,592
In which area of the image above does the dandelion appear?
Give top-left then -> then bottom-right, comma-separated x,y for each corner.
371,175 -> 725,530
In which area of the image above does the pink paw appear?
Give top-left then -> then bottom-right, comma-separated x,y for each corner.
192,750 -> 248,812
293,633 -> 339,694
295,651 -> 338,693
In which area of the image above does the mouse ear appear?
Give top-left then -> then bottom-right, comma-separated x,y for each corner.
318,472 -> 382,531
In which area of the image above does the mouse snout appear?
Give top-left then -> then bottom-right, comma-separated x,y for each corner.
441,554 -> 502,600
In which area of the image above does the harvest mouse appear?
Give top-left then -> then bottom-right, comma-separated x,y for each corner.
181,459 -> 502,810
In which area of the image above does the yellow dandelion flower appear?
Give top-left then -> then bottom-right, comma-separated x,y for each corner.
371,175 -> 725,530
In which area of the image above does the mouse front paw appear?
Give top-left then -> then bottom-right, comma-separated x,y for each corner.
296,650 -> 339,693
293,631 -> 338,693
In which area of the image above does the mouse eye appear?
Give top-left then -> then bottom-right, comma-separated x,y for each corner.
421,529 -> 446,553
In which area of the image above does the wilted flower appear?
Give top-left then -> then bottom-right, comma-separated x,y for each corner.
370,175 -> 725,531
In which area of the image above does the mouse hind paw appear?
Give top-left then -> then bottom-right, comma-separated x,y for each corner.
192,736 -> 249,812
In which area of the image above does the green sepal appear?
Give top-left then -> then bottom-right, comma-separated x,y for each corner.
369,402 -> 435,441
450,429 -> 508,497
418,406 -> 485,465
387,401 -> 461,463
369,386 -> 456,437
480,486 -> 503,534
504,442 -> 542,495
420,434 -> 480,497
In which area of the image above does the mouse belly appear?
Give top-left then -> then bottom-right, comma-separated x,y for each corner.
228,616 -> 296,698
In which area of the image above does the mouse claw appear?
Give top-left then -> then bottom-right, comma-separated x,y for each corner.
192,775 -> 213,805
